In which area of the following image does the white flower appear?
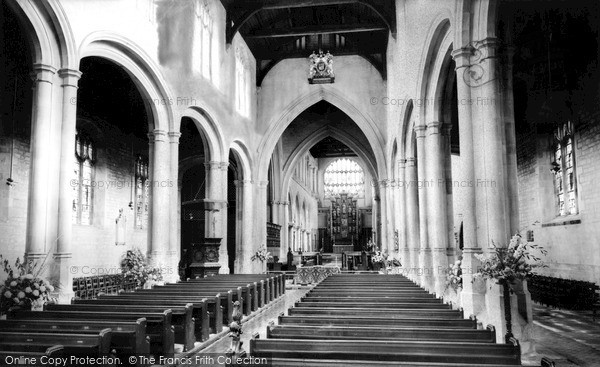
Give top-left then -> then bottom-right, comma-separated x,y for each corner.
4,291 -> 12,298
47,285 -> 54,292
25,287 -> 32,293
39,286 -> 46,292
24,274 -> 34,280
17,291 -> 25,299
10,281 -> 17,287
32,290 -> 40,297
13,297 -> 19,304
33,283 -> 39,289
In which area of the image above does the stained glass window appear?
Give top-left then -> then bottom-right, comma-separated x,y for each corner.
324,158 -> 364,198
553,121 -> 578,216
72,130 -> 94,225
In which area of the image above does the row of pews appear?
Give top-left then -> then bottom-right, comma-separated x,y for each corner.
0,274 -> 284,366
251,274 -> 522,366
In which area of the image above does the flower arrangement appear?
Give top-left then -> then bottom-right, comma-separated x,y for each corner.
474,234 -> 546,285
251,245 -> 272,263
371,251 -> 387,264
0,255 -> 54,314
445,259 -> 463,291
120,248 -> 163,288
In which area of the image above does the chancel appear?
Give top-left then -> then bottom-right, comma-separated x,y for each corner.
0,0 -> 599,365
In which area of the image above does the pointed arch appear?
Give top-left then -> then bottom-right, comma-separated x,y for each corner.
229,140 -> 253,181
257,89 -> 386,182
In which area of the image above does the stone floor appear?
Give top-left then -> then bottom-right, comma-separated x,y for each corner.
178,288 -> 600,367
523,303 -> 600,366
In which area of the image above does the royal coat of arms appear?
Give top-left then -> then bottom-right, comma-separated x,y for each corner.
308,50 -> 335,84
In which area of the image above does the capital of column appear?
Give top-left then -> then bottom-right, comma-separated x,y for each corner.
152,130 -> 168,142
426,121 -> 443,135
219,162 -> 229,171
473,37 -> 500,60
397,159 -> 407,169
168,131 -> 181,143
281,201 -> 290,206
58,68 -> 82,88
406,157 -> 416,167
414,124 -> 427,139
31,63 -> 57,84
204,161 -> 221,170
451,47 -> 473,69
257,180 -> 269,189
378,180 -> 389,188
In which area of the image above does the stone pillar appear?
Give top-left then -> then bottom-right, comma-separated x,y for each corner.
25,64 -> 57,261
54,68 -> 81,302
149,130 -> 170,267
470,38 -> 509,250
167,132 -> 181,282
280,201 -> 290,260
371,184 -> 379,247
425,121 -> 449,297
405,158 -> 420,280
452,46 -> 485,318
414,124 -> 432,291
503,46 -> 520,235
442,124 -> 457,264
254,181 -> 269,273
397,159 -> 409,268
234,179 -> 254,274
386,179 -> 395,254
204,161 -> 228,273
378,180 -> 388,252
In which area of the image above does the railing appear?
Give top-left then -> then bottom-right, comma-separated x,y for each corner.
72,274 -> 137,299
528,274 -> 599,312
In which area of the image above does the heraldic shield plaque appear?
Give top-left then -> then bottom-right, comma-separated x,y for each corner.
308,49 -> 335,84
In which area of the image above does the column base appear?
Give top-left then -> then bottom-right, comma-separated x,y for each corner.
419,249 -> 434,292
52,252 -> 74,304
432,247 -> 449,297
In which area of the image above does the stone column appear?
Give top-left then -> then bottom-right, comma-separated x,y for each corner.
167,132 -> 181,282
442,123 -> 457,264
378,180 -> 388,252
253,181 -> 269,273
405,158 -> 420,280
425,121 -> 449,296
281,201 -> 290,259
386,179 -> 395,254
452,46 -> 484,318
203,161 -> 228,273
149,130 -> 170,267
397,159 -> 409,268
26,64 -> 57,260
54,68 -> 81,301
414,124 -> 432,290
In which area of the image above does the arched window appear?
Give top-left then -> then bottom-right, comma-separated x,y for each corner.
134,155 -> 150,229
324,158 -> 364,198
552,121 -> 578,216
72,130 -> 95,225
194,0 -> 213,80
235,47 -> 251,117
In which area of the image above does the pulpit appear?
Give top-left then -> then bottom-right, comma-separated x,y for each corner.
189,238 -> 221,278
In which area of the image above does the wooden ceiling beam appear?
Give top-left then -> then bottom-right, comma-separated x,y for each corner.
246,22 -> 387,38
225,0 -> 395,43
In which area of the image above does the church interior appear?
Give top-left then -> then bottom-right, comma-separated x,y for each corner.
0,0 -> 599,365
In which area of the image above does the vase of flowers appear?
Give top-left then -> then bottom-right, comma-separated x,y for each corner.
445,259 -> 463,291
120,248 -> 163,289
0,255 -> 54,314
474,234 -> 546,343
251,245 -> 272,263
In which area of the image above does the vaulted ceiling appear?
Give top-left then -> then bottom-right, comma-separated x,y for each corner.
221,0 -> 395,84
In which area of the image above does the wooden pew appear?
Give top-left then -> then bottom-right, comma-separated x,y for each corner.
187,274 -> 283,300
250,338 -> 521,366
9,309 -> 174,357
301,296 -> 443,304
288,307 -> 464,319
278,315 -> 478,329
44,303 -> 194,352
161,282 -> 255,314
181,279 -> 269,307
294,301 -> 450,309
266,324 -> 496,343
0,345 -> 64,361
114,290 -> 228,329
0,318 -> 148,365
0,329 -> 112,358
74,298 -> 209,342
